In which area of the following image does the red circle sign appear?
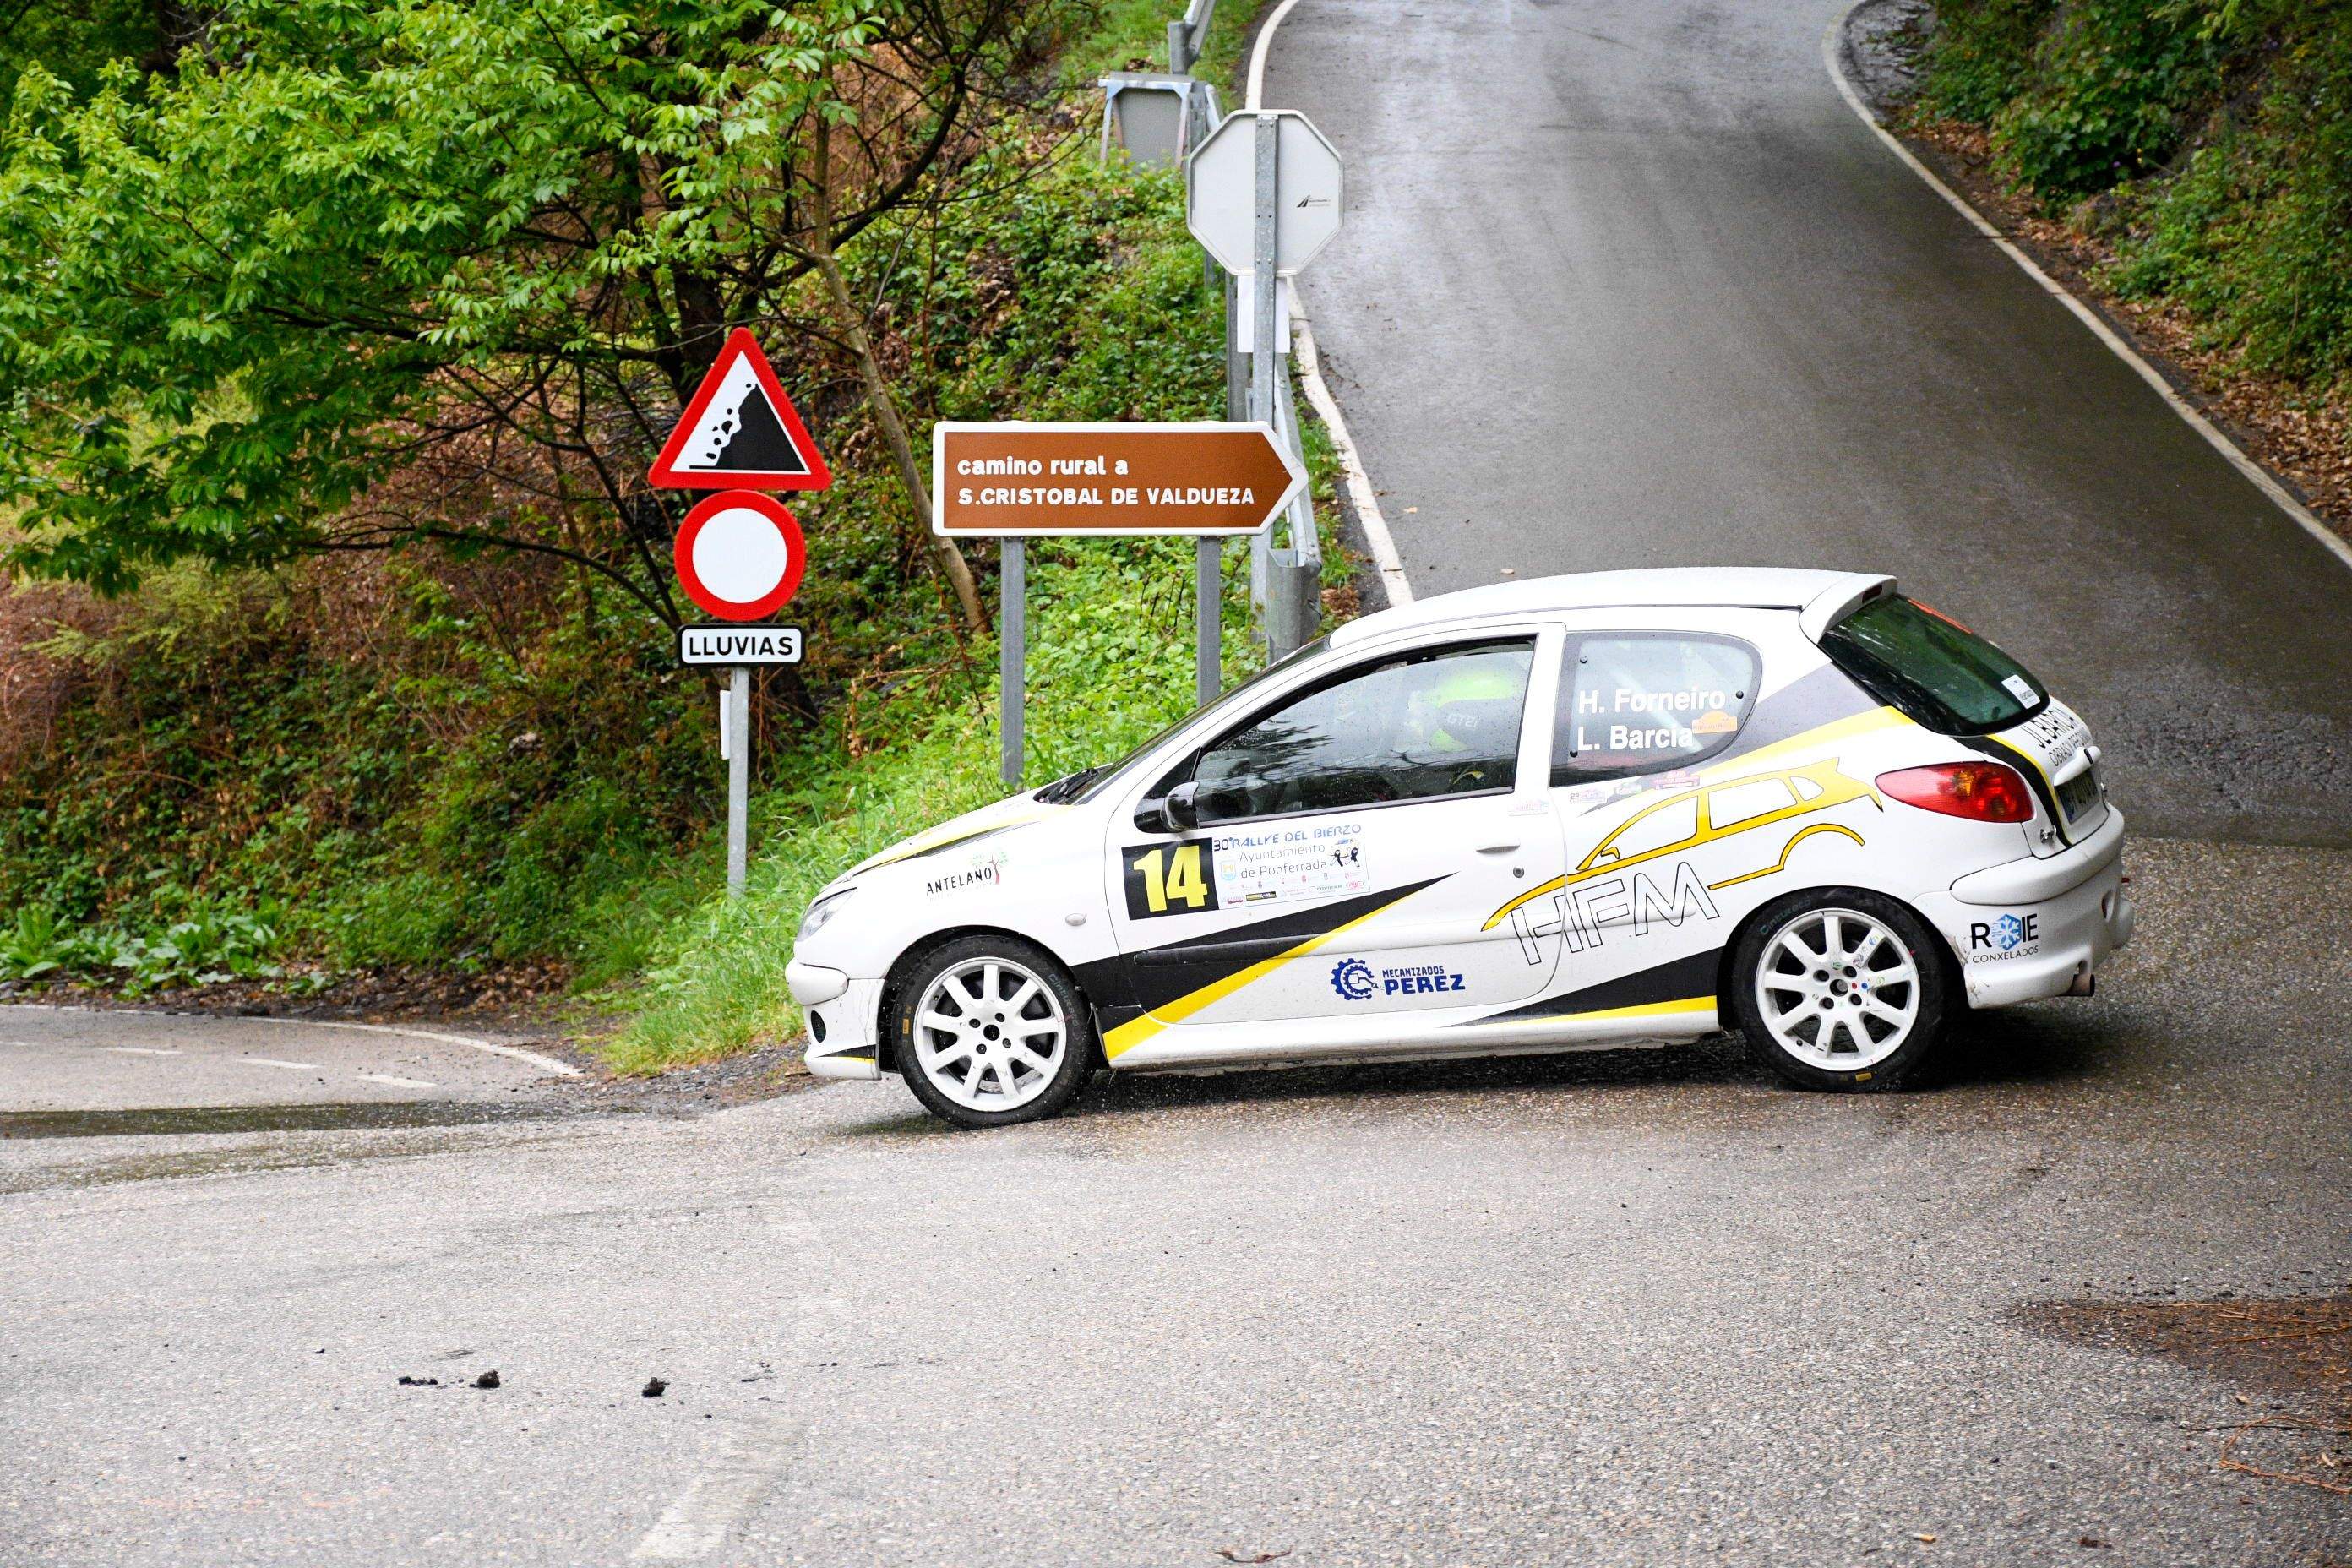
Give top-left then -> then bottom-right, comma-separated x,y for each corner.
672,491 -> 805,622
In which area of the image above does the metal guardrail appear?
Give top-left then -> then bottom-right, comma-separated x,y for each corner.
1167,0 -> 1217,75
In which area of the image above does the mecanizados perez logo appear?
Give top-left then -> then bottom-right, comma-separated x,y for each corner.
1331,957 -> 1467,1001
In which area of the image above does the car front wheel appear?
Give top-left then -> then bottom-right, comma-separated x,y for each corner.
1728,890 -> 1952,1091
892,936 -> 1093,1128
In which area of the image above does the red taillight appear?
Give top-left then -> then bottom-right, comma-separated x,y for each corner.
1876,762 -> 2034,823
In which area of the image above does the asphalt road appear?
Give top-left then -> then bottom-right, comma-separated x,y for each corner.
1266,0 -> 2352,849
4,837 -> 2349,1565
8,3 -> 2352,1564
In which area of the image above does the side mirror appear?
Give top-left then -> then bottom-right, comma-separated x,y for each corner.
1165,781 -> 1200,830
1133,798 -> 1172,835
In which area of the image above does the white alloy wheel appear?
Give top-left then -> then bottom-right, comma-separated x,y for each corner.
1751,906 -> 1922,1072
909,956 -> 1070,1113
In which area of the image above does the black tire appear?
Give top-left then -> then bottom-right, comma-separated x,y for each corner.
891,934 -> 1094,1129
1726,888 -> 1954,1092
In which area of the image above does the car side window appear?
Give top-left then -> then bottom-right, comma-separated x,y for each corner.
1184,639 -> 1535,824
1553,634 -> 1757,784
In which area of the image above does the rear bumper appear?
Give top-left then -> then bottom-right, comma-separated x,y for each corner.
1917,808 -> 2132,1008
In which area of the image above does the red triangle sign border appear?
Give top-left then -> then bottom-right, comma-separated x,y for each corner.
648,327 -> 834,492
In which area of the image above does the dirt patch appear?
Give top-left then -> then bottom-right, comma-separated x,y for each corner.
1843,0 -> 2352,548
2023,1293 -> 2352,1496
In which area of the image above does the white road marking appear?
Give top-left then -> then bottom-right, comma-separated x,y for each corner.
227,1015 -> 581,1078
1823,0 -> 2352,574
1246,0 -> 1310,110
96,1046 -> 182,1056
629,1200 -> 850,1562
1293,291 -> 1412,606
244,1058 -> 324,1072
2,1004 -> 582,1077
1249,0 -> 1413,607
357,1073 -> 438,1090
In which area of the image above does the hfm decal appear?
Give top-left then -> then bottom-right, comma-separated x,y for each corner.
1486,759 -> 1876,943
1507,862 -> 1721,965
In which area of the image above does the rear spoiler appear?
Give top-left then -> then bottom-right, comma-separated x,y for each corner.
1798,574 -> 1896,644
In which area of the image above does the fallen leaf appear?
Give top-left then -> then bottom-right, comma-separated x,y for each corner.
1214,1551 -> 1291,1565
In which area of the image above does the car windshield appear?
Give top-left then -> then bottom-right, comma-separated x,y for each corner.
1819,595 -> 2047,735
1055,634 -> 1334,805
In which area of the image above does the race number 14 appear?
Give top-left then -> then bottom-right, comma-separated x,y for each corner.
1123,841 -> 1221,919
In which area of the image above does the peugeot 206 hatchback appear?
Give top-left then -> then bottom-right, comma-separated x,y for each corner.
787,569 -> 2130,1128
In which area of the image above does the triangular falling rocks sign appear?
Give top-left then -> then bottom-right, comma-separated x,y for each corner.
648,329 -> 833,491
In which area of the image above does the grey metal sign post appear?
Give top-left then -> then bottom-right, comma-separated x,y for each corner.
1184,110 -> 1344,661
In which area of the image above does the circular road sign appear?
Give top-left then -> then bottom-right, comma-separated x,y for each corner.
672,491 -> 806,622
1184,109 -> 1344,277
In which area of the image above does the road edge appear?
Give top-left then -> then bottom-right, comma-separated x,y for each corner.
1247,0 -> 1413,607
1822,0 -> 2352,574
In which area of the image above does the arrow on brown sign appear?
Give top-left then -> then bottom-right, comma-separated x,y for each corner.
931,421 -> 1308,538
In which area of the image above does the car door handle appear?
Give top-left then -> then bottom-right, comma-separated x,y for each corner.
1475,841 -> 1520,855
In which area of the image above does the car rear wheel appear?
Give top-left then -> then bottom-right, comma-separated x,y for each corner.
893,936 -> 1092,1128
1729,890 -> 1951,1091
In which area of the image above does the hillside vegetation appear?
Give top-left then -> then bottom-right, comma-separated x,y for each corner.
0,0 -> 1341,1065
1914,0 -> 2352,392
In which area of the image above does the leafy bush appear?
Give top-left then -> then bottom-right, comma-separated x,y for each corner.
1915,0 -> 2352,382
1919,0 -> 2059,122
1990,0 -> 2223,200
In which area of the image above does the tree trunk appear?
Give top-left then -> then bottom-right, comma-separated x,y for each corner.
807,122 -> 988,637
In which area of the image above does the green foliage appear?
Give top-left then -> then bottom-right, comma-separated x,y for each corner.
1919,0 -> 2058,122
1990,0 -> 2224,199
1915,0 -> 2352,381
0,906 -> 72,980
2105,19 -> 2352,378
0,0 -> 1052,613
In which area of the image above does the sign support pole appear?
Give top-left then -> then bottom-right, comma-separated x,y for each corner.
1249,112 -> 1299,660
1001,540 -> 1026,789
726,667 -> 749,898
1195,536 -> 1221,708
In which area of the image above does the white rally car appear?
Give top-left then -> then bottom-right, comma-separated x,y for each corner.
787,569 -> 2131,1127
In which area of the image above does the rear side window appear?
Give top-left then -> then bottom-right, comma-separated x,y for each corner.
1554,634 -> 1758,784
1820,596 -> 2045,735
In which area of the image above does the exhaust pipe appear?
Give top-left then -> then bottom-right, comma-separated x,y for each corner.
2066,968 -> 2096,998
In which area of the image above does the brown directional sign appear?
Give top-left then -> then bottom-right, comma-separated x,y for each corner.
932,421 -> 1308,537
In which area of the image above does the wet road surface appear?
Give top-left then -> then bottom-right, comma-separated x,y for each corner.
1266,0 -> 2352,847
0,1006 -> 574,1114
8,3 -> 2352,1561
4,838 -> 2348,1565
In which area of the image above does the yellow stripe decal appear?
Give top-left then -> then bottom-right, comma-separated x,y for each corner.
1568,995 -> 1716,1022
1696,705 -> 1909,782
1102,887 -> 1435,1060
1706,822 -> 1866,890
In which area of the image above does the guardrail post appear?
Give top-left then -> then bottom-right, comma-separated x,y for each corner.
1168,18 -> 1191,73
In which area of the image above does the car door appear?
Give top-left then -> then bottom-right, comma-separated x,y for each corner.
1500,624 -> 1791,1015
1102,626 -> 1569,1044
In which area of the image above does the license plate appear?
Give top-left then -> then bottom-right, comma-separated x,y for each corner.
2056,767 -> 2101,822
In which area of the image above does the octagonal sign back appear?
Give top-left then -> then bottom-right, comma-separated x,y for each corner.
1184,109 -> 1344,278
